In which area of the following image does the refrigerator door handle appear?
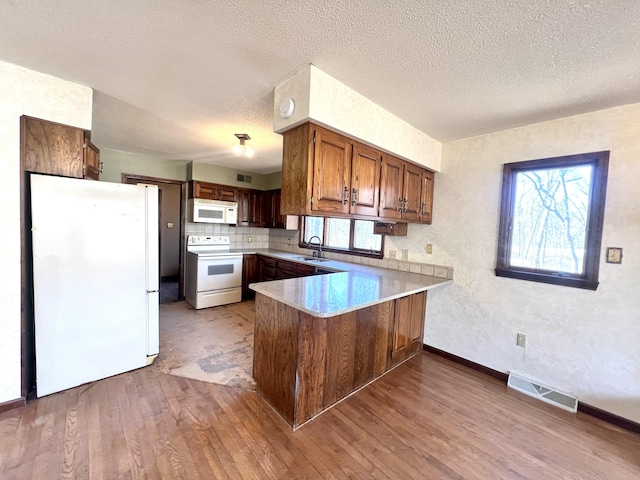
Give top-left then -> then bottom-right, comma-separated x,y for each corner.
147,289 -> 159,294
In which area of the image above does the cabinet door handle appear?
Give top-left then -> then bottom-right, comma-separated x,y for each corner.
421,202 -> 426,215
351,188 -> 358,206
403,198 -> 408,212
397,197 -> 403,212
343,186 -> 350,205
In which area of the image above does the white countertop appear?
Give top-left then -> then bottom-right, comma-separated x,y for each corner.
238,248 -> 452,317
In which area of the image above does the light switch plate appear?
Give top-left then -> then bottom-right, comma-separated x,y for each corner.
606,247 -> 623,264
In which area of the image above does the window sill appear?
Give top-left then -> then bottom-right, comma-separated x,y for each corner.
495,268 -> 598,291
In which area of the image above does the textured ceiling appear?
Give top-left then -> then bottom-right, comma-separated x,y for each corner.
1,1 -> 639,174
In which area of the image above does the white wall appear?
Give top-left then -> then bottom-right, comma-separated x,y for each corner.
425,102 -> 640,423
274,65 -> 442,172
100,149 -> 189,183
0,60 -> 92,404
189,162 -> 271,190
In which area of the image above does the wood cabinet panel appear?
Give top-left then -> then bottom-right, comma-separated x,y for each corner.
191,181 -> 237,201
403,163 -> 423,222
389,291 -> 427,368
350,143 -> 380,216
263,189 -> 291,229
323,312 -> 357,407
281,122 -> 436,225
218,185 -> 237,202
242,254 -> 258,300
83,140 -> 100,181
193,181 -> 216,200
312,127 -> 352,214
378,154 -> 404,220
255,294 -> 398,428
236,189 -> 250,225
281,123 -> 313,216
21,116 -> 85,178
379,154 -> 434,224
253,296 -> 298,424
409,291 -> 427,347
391,295 -> 411,364
420,170 -> 434,224
237,189 -> 263,227
296,314 -> 328,423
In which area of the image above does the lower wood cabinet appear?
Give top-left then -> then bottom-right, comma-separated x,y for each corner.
242,254 -> 259,300
258,255 -> 277,281
389,291 -> 427,368
257,255 -> 317,282
253,290 -> 427,429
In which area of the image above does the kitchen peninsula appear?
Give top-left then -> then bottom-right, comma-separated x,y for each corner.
250,263 -> 450,429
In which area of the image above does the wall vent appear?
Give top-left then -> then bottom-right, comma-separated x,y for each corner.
507,373 -> 577,413
237,174 -> 252,183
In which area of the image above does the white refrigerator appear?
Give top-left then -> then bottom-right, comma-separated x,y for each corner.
30,173 -> 160,397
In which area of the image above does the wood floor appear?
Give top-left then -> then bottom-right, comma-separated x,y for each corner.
1,349 -> 639,479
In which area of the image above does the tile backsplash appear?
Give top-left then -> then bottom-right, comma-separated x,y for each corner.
185,223 -> 270,249
184,225 -> 453,279
268,229 -> 454,279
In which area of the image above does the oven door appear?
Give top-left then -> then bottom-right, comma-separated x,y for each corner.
196,254 -> 243,292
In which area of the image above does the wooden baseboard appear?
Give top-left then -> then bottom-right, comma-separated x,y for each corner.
578,402 -> 640,434
423,343 -> 640,435
422,344 -> 508,382
0,397 -> 26,414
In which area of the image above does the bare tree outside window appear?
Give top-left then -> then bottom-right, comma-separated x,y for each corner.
496,151 -> 609,290
510,165 -> 592,274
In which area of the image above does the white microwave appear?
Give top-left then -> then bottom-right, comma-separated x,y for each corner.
189,199 -> 238,224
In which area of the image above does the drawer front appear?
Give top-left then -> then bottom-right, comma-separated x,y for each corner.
294,264 -> 316,276
278,260 -> 295,273
260,256 -> 277,267
261,265 -> 277,280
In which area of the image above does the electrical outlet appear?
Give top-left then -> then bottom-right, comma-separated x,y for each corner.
247,235 -> 253,243
516,333 -> 527,348
426,244 -> 433,254
402,249 -> 409,261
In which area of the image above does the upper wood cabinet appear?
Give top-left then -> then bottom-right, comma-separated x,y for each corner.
281,122 -> 435,224
379,155 -> 434,224
83,140 -> 101,181
21,116 -> 100,180
190,180 -> 236,201
237,188 -> 263,227
282,123 -> 382,218
350,143 -> 381,217
262,189 -> 286,229
419,170 -> 435,224
312,128 -> 353,214
378,155 -> 404,220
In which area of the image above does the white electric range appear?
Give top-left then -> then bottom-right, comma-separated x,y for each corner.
185,235 -> 243,309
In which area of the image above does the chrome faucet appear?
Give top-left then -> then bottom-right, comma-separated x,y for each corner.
307,235 -> 323,258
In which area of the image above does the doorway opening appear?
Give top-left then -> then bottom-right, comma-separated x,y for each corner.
122,173 -> 186,303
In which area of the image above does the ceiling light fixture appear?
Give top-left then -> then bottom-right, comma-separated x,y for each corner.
233,133 -> 254,157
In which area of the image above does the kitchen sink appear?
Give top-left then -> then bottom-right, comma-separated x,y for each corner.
292,256 -> 331,263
